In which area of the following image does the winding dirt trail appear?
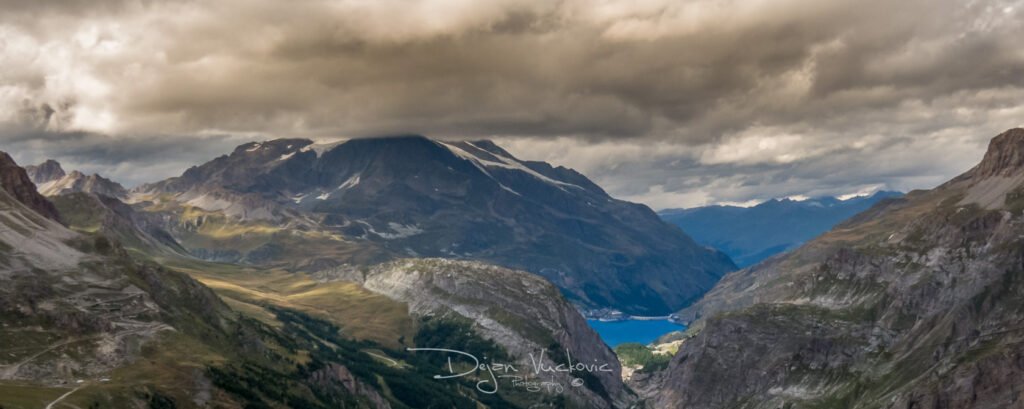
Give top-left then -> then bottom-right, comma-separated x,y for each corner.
45,384 -> 85,409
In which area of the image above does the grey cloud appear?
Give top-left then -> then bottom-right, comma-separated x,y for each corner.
0,0 -> 1022,206
0,125 -> 248,187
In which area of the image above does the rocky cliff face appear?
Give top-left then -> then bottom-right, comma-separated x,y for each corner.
0,151 -> 62,222
136,136 -> 735,314
316,258 -> 633,408
969,128 -> 1024,179
652,128 -> 1024,408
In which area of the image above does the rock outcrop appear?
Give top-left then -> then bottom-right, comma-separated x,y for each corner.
316,258 -> 634,408
24,159 -> 66,184
38,170 -> 128,199
0,151 -> 62,222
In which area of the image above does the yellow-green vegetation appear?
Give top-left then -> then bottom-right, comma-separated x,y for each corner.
614,343 -> 672,372
165,259 -> 415,347
0,383 -> 70,409
220,296 -> 284,328
0,329 -> 64,363
151,203 -> 379,266
56,332 -> 229,408
653,340 -> 683,356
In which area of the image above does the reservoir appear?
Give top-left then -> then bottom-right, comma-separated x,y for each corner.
586,319 -> 686,348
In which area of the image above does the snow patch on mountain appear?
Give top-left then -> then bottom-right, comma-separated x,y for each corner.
437,141 -> 584,192
337,174 -> 361,190
301,141 -> 345,157
354,220 -> 423,239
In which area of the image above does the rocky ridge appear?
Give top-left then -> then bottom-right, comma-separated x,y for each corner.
315,258 -> 633,408
650,128 -> 1024,408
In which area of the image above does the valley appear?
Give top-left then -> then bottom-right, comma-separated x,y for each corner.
2,2 -> 1020,407
4,129 -> 1024,408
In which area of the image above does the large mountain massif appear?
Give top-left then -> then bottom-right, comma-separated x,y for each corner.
659,191 -> 903,267
0,150 -> 633,408
643,128 -> 1024,408
133,135 -> 735,314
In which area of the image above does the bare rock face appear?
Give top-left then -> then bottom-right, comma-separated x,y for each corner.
968,128 -> 1024,179
653,128 -> 1024,408
24,159 -> 66,184
308,363 -> 392,409
0,151 -> 62,222
316,259 -> 634,408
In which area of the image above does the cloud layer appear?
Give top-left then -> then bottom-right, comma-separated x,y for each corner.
1,0 -> 1022,206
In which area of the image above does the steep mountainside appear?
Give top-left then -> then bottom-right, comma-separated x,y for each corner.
659,191 -> 902,267
0,153 -> 404,408
50,192 -> 190,258
0,152 -> 62,222
136,136 -> 735,314
650,128 -> 1024,408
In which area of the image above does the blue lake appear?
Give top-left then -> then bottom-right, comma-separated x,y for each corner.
586,319 -> 686,348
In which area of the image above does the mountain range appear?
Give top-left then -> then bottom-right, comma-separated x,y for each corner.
659,191 -> 903,267
2,134 -> 734,408
25,159 -> 128,199
640,128 -> 1024,408
129,135 -> 735,314
9,128 -> 1024,408
0,147 -> 633,407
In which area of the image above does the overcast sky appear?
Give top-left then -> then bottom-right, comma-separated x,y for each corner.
1,0 -> 1022,209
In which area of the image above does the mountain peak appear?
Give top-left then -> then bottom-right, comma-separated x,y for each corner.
25,159 -> 66,184
0,152 -> 62,222
37,169 -> 128,199
971,128 -> 1024,179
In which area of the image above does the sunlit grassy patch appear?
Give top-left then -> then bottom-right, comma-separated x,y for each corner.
0,383 -> 70,409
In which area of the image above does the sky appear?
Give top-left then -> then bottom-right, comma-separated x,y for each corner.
1,0 -> 1023,209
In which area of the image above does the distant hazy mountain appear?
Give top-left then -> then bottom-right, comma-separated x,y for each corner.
658,191 -> 903,267
136,135 -> 736,314
24,158 -> 66,184
26,159 -> 129,199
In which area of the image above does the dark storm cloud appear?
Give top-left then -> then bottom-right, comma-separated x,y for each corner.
0,0 -> 1022,206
